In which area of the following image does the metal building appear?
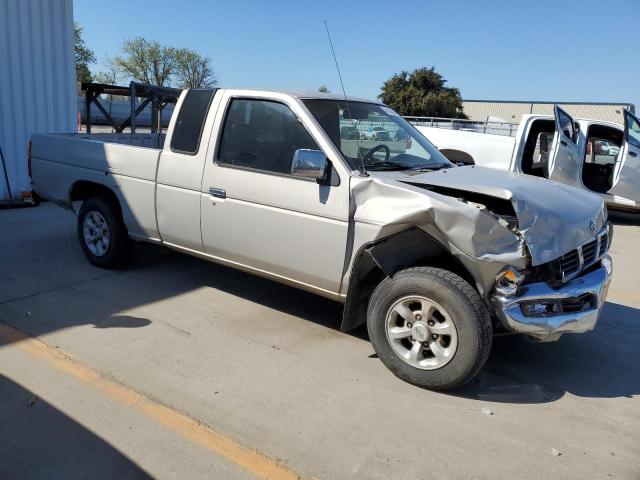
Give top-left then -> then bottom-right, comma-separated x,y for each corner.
462,100 -> 635,125
0,0 -> 76,203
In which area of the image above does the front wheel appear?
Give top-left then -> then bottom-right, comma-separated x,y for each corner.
367,267 -> 492,390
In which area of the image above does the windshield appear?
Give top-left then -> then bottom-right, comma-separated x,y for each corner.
302,99 -> 453,171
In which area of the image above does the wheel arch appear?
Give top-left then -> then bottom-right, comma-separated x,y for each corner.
340,228 -> 476,332
70,180 -> 122,214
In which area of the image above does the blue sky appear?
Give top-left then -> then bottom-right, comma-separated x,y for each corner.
74,0 -> 640,108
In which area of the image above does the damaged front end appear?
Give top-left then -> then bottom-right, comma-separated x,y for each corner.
349,166 -> 613,341
492,252 -> 612,342
491,223 -> 613,341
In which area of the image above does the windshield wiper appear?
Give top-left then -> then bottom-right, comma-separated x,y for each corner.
363,161 -> 413,171
407,163 -> 452,172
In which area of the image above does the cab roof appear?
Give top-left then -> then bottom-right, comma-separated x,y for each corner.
215,88 -> 384,105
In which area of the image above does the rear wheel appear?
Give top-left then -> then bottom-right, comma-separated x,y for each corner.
77,196 -> 131,268
367,267 -> 492,390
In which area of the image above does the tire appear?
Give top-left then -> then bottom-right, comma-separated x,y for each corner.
367,267 -> 492,391
77,195 -> 131,268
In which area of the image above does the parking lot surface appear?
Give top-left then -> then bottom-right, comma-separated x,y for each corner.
1,204 -> 639,479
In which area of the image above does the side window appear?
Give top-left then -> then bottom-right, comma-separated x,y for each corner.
171,89 -> 216,154
218,99 -> 319,174
557,109 -> 576,143
626,113 -> 640,149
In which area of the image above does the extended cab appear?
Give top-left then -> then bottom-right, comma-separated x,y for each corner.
31,89 -> 613,390
415,107 -> 640,213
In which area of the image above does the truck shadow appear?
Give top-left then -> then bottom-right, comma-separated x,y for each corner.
452,301 -> 640,403
0,374 -> 152,479
184,255 -> 640,403
128,248 -> 639,404
1,206 -> 637,405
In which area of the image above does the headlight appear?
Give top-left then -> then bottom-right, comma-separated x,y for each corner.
495,266 -> 525,296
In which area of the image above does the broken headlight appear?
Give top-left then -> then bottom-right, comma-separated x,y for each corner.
495,266 -> 525,296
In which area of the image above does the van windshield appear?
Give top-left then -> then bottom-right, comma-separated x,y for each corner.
302,99 -> 453,171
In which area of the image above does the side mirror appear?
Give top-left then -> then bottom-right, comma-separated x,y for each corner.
291,149 -> 328,180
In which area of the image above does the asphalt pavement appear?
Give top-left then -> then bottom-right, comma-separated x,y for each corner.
0,204 -> 638,479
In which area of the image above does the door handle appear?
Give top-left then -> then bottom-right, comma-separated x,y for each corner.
560,140 -> 568,147
629,151 -> 638,157
209,187 -> 226,199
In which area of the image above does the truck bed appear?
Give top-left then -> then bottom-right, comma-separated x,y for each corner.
407,117 -> 518,137
58,133 -> 165,149
30,133 -> 162,240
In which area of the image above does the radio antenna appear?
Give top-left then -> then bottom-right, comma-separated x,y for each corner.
323,20 -> 368,176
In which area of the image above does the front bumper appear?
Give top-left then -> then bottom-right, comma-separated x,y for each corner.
492,255 -> 612,341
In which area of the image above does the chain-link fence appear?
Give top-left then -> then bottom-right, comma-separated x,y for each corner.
405,116 -> 518,137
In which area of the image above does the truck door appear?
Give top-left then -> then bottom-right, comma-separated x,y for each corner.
547,106 -> 581,187
608,110 -> 640,202
155,89 -> 217,251
199,93 -> 350,296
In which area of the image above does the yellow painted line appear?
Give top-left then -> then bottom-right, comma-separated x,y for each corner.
0,323 -> 301,480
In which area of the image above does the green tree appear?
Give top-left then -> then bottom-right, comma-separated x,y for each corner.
74,23 -> 95,83
379,67 -> 466,118
175,49 -> 217,88
318,85 -> 330,93
114,37 -> 178,86
93,57 -> 120,85
93,58 -> 128,111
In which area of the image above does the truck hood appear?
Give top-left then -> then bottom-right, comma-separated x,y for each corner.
370,166 -> 607,266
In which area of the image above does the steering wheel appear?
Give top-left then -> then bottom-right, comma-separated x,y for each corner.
362,144 -> 390,163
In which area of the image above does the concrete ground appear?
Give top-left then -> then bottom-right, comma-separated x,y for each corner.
0,204 -> 638,479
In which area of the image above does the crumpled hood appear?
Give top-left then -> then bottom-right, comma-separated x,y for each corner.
370,166 -> 607,266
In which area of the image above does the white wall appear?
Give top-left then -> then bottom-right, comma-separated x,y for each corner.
0,0 -> 76,201
462,100 -> 634,125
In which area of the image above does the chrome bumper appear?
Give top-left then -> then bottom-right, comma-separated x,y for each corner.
492,255 -> 612,341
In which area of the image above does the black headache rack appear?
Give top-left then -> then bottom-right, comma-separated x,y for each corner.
81,81 -> 182,134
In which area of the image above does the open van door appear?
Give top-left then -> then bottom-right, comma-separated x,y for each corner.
546,105 -> 581,186
608,109 -> 640,202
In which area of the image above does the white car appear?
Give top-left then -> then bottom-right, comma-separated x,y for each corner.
415,107 -> 640,213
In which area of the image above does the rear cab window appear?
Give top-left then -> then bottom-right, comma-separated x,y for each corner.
170,89 -> 217,155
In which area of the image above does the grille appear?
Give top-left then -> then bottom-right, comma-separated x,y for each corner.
582,239 -> 598,265
559,250 -> 580,277
558,226 -> 610,281
599,230 -> 609,254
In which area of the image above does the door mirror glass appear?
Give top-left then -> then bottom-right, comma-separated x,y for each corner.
291,149 -> 327,180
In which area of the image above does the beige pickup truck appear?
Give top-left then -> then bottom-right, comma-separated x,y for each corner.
30,89 -> 612,390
